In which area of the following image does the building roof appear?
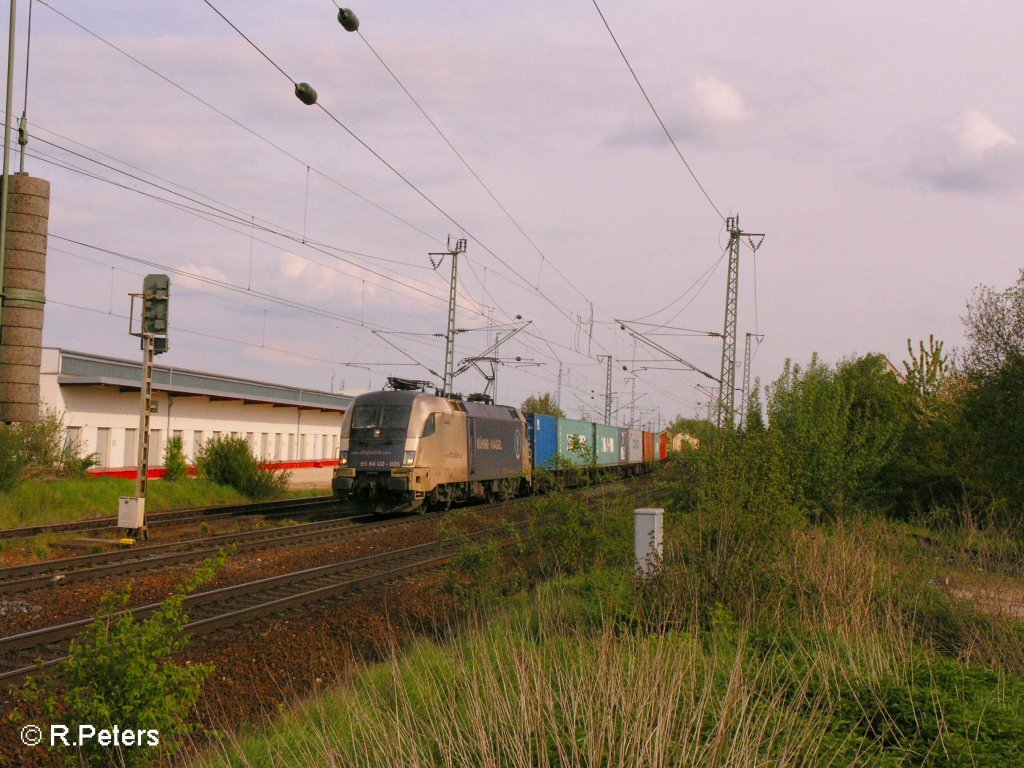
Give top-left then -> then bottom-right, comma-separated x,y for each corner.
50,349 -> 352,412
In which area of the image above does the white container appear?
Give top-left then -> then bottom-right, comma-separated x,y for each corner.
118,496 -> 145,529
634,507 -> 663,574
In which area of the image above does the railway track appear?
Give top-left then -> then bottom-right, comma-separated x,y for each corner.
0,511 -> 421,594
0,523 -> 520,685
0,495 -> 341,541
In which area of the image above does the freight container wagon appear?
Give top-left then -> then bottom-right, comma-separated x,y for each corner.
642,431 -> 655,463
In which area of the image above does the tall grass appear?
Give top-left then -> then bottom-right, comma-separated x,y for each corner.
189,500 -> 1024,768
195,564 -> 1024,768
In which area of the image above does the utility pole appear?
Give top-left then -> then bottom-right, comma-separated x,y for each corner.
430,236 -> 467,396
556,361 -> 563,410
739,332 -> 764,429
492,332 -> 501,403
629,375 -> 637,428
597,354 -> 612,424
717,215 -> 764,429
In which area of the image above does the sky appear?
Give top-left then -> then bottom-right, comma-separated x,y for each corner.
5,0 -> 1022,427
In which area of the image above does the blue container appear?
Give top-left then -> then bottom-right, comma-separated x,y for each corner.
529,413 -> 559,468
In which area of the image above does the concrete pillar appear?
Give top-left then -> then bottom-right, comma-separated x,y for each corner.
634,507 -> 664,574
0,174 -> 49,423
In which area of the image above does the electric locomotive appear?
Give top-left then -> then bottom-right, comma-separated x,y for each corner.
332,381 -> 530,512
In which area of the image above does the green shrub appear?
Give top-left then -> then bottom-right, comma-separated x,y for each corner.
195,435 -> 289,499
0,424 -> 27,491
765,354 -> 911,520
29,552 -> 228,767
163,435 -> 189,482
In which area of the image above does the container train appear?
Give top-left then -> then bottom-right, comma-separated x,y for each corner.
331,381 -> 669,513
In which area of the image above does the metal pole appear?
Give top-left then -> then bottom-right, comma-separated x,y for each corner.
439,238 -> 466,396
629,376 -> 636,428
740,331 -> 752,429
0,0 -> 18,343
492,332 -> 501,404
597,354 -> 612,424
718,215 -> 740,429
134,330 -> 154,538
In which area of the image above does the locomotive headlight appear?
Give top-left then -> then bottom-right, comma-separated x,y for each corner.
339,451 -> 348,466
403,450 -> 416,467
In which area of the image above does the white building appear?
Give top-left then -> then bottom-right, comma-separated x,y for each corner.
40,349 -> 352,475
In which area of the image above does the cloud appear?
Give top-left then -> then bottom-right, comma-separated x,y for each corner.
691,76 -> 750,128
605,75 -> 750,148
909,108 -> 1023,194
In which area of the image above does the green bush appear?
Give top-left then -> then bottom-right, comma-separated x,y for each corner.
163,435 -> 189,482
0,424 -> 27,491
195,435 -> 289,499
29,552 -> 228,767
765,354 -> 911,520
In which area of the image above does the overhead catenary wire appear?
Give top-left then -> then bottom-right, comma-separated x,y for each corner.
41,2 -> 668,412
51,244 -> 368,346
199,0 -> 616,357
50,234 -> 415,334
41,0 -> 624,392
630,242 -> 730,322
34,0 -> 442,244
354,26 -> 597,311
49,297 -> 418,373
25,141 -> 461,311
589,0 -> 725,223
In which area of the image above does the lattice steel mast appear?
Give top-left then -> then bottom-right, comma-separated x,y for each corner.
430,236 -> 467,396
717,215 -> 763,428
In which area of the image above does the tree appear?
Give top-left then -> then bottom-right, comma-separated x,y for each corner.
667,415 -> 716,444
744,378 -> 766,433
765,354 -> 911,519
903,335 -> 949,398
960,268 -> 1024,376
960,352 -> 1024,513
521,392 -> 565,418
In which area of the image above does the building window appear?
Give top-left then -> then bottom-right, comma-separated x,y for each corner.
260,433 -> 269,460
274,433 -> 283,461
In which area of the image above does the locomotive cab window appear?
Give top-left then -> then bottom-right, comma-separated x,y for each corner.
350,404 -> 412,441
380,406 -> 412,429
351,406 -> 378,429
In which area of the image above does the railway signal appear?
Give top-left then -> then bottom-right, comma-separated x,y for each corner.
121,274 -> 171,539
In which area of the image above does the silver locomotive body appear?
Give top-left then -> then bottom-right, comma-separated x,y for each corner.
332,389 -> 530,512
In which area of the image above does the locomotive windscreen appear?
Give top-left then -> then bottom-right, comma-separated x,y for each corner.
350,405 -> 412,441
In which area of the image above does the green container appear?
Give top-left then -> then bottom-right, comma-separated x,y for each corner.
594,424 -> 620,466
556,418 -> 594,466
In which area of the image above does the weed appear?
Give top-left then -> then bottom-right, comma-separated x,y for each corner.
24,551 -> 229,767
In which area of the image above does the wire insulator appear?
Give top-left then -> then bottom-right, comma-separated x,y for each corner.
294,82 -> 318,105
337,8 -> 359,32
